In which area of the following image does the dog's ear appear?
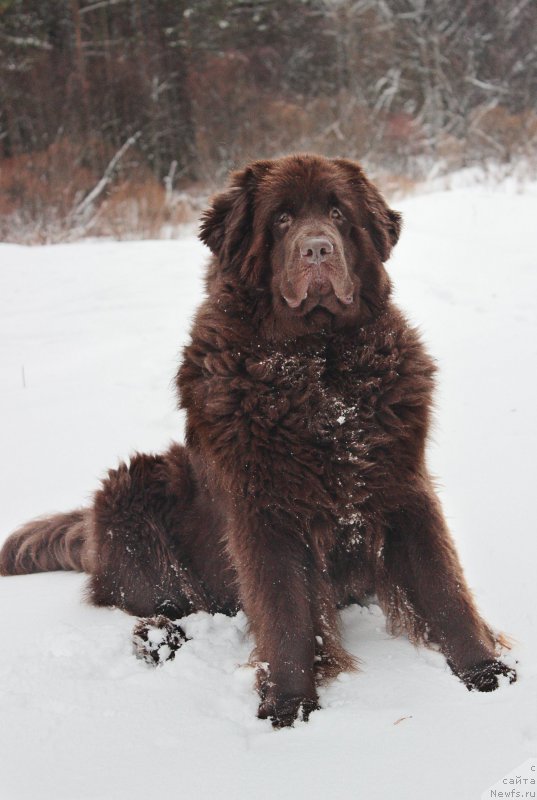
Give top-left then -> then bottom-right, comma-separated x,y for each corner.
334,158 -> 402,262
199,161 -> 272,279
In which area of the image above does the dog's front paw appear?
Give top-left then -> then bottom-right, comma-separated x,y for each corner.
457,658 -> 517,692
132,615 -> 189,665
258,694 -> 319,729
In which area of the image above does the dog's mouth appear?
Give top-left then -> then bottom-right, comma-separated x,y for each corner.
281,263 -> 355,314
283,292 -> 355,317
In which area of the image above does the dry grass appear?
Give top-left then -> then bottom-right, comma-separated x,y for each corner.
84,178 -> 200,241
0,138 -> 201,244
1,108 -> 536,244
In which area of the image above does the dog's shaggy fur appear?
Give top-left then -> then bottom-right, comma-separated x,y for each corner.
1,155 -> 515,727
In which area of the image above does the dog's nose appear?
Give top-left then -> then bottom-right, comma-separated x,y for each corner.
300,237 -> 334,263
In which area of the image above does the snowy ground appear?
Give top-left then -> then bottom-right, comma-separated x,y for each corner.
1,182 -> 536,800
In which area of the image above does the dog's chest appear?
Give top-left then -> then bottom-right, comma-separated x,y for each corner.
246,337 -> 400,467
242,339 -> 402,537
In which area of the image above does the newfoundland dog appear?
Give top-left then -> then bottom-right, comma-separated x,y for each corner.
0,154 -> 516,727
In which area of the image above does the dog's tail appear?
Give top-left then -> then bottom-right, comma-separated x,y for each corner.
0,509 -> 94,576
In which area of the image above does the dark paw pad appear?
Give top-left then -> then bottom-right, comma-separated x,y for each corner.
155,600 -> 189,619
458,659 -> 517,692
132,615 -> 189,666
258,695 -> 319,729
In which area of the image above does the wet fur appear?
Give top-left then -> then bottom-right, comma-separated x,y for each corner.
0,154 -> 515,727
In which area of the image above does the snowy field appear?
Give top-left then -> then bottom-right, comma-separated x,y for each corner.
1,181 -> 536,800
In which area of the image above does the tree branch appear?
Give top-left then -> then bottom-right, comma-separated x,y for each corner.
71,131 -> 141,224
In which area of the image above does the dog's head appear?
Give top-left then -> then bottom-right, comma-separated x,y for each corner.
200,154 -> 401,333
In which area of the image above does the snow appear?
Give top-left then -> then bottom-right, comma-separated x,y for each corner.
1,181 -> 537,800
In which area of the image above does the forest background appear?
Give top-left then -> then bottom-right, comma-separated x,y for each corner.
1,0 -> 536,242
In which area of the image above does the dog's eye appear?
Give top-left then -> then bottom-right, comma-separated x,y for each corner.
330,206 -> 344,221
275,212 -> 292,226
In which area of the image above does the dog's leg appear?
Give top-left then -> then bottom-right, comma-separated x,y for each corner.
308,522 -> 358,683
377,480 -> 516,691
228,507 -> 319,728
87,448 -> 211,619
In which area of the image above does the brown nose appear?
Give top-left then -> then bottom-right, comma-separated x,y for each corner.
300,237 -> 334,264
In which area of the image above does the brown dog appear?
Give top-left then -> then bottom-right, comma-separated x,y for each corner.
0,154 -> 515,727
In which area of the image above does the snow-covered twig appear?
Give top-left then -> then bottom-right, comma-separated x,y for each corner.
164,160 -> 178,206
71,131 -> 141,225
79,0 -> 131,14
